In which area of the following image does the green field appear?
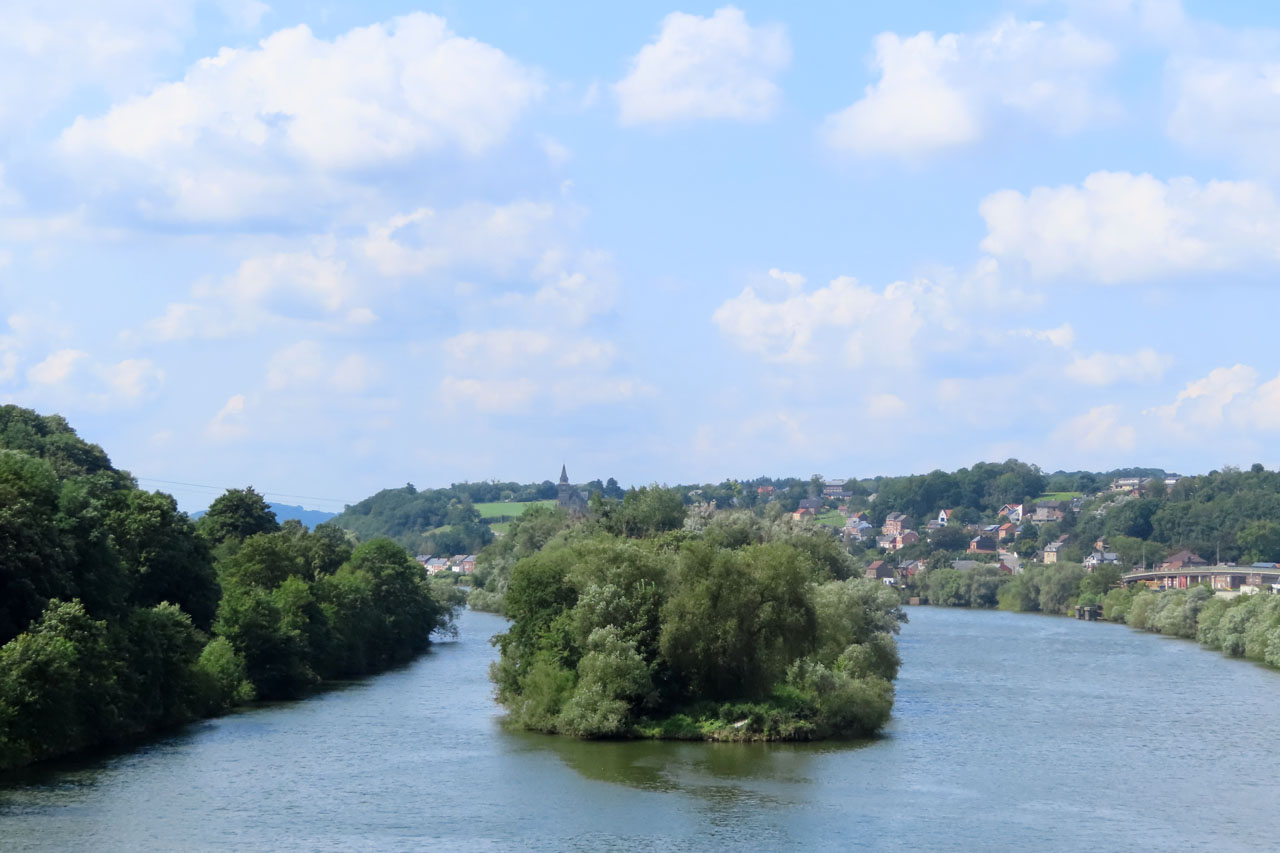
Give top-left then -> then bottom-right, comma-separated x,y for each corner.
1035,491 -> 1083,502
815,509 -> 846,527
474,499 -> 556,519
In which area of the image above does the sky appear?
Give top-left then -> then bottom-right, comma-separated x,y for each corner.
3,0 -> 1280,512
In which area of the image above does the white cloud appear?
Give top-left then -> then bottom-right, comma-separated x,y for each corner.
1147,364 -> 1259,430
58,14 -> 545,221
95,358 -> 164,400
218,0 -> 269,30
207,393 -> 249,441
1064,348 -> 1172,385
712,271 -> 925,366
979,172 -> 1280,282
1028,323 -> 1076,348
439,376 -> 538,414
27,349 -> 88,386
868,393 -> 908,418
1053,404 -> 1137,452
265,340 -> 381,393
1167,55 -> 1280,167
444,330 -> 616,371
142,247 -> 367,341
360,202 -> 561,278
0,1 -> 192,131
616,6 -> 790,125
822,17 -> 1115,159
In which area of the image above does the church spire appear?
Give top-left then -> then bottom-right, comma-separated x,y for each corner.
559,464 -> 569,484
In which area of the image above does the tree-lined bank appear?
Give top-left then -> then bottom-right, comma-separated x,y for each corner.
0,406 -> 456,771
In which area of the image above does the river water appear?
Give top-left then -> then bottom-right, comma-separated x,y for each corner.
3,606 -> 1280,851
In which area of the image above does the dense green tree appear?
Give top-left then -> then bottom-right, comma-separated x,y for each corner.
109,490 -> 220,630
197,487 -> 280,548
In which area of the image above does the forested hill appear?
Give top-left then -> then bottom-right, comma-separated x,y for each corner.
0,405 -> 456,771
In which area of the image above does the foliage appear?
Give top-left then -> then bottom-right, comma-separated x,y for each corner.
0,405 -> 458,770
492,524 -> 905,742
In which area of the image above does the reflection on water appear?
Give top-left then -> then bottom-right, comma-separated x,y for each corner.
5,607 -> 1280,852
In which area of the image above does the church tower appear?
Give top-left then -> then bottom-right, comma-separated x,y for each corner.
558,464 -> 571,506
557,464 -> 589,516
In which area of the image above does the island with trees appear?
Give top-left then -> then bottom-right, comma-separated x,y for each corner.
485,490 -> 906,741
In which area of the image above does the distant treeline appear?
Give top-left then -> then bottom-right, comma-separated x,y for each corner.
0,406 -> 456,771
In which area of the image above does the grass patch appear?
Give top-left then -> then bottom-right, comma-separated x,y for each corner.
473,499 -> 556,519
1036,492 -> 1082,502
815,510 -> 846,527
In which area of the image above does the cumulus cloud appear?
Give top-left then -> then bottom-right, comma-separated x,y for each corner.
20,348 -> 163,407
1053,404 -> 1137,452
822,17 -> 1116,158
141,247 -> 367,341
359,202 -> 562,278
1146,364 -> 1260,430
979,172 -> 1280,282
439,376 -> 539,414
1064,348 -> 1172,385
616,6 -> 790,125
265,340 -> 380,393
207,393 -> 249,441
0,1 -> 195,131
444,330 -> 616,371
1167,55 -> 1280,167
58,14 -> 544,221
26,349 -> 87,386
437,326 -> 649,415
712,270 -> 925,366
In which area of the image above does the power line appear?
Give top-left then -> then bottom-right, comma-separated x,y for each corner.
134,477 -> 354,507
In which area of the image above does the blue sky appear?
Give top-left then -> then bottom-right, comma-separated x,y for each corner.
3,0 -> 1280,512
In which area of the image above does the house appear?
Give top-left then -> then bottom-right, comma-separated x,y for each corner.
875,534 -> 897,550
757,485 -> 775,496
924,519 -> 944,532
899,559 -> 925,579
459,555 -> 477,574
424,557 -> 451,575
1043,541 -> 1063,564
997,522 -> 1018,542
1111,477 -> 1144,491
823,478 -> 851,499
1033,501 -> 1066,524
937,508 -> 959,526
1161,550 -> 1208,570
1084,551 -> 1120,571
882,512 -> 913,536
798,498 -> 823,512
1069,496 -> 1085,512
865,560 -> 896,584
793,507 -> 816,521
997,504 -> 1024,522
891,530 -> 920,551
415,554 -> 431,566
968,535 -> 998,554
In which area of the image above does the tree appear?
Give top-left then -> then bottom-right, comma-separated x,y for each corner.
1238,520 -> 1280,563
109,490 -> 220,630
197,488 -> 279,548
660,542 -> 816,701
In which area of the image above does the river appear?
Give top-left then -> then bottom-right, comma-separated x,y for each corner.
3,606 -> 1279,851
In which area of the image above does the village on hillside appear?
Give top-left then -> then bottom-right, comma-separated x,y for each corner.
768,476 -> 1280,595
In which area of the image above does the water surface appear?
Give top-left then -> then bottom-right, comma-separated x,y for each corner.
3,606 -> 1277,851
